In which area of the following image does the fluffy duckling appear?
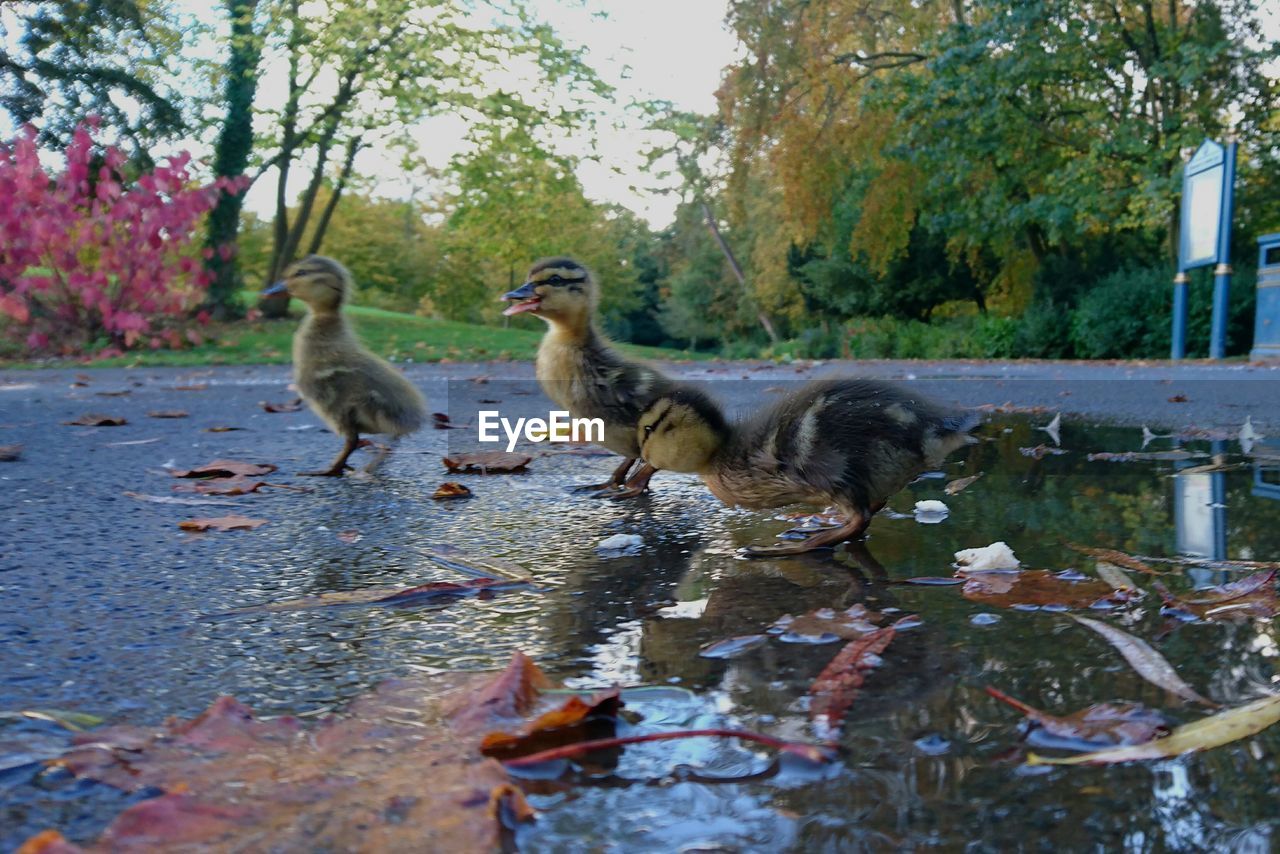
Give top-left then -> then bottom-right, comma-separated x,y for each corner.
636,379 -> 979,555
502,257 -> 675,498
263,256 -> 426,476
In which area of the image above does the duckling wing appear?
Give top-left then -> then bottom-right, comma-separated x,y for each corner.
298,355 -> 427,439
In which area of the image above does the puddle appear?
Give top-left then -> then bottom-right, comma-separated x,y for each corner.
2,415 -> 1279,849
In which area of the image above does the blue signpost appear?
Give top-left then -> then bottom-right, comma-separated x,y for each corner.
1172,137 -> 1237,359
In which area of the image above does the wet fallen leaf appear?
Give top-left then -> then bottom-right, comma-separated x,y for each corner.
809,623 -> 900,733
171,383 -> 208,391
1153,572 -> 1280,621
770,605 -> 881,644
1168,393 -> 1188,403
202,426 -> 245,433
0,444 -> 21,461
962,571 -> 1131,610
433,482 -> 473,500
480,689 -> 622,761
173,476 -> 267,496
1086,450 -> 1200,462
432,412 -> 455,429
146,410 -> 188,419
260,398 -> 302,413
1094,561 -> 1139,593
1020,445 -> 1067,459
170,459 -> 278,478
1028,693 -> 1280,766
228,577 -> 530,614
698,634 -> 768,659
62,413 -> 127,427
1064,544 -> 1161,575
32,653 -> 554,851
94,389 -> 131,397
124,492 -> 238,507
443,451 -> 532,473
986,686 -> 1169,750
418,545 -> 530,581
336,529 -> 362,543
1070,616 -> 1215,706
178,515 -> 268,533
944,473 -> 982,495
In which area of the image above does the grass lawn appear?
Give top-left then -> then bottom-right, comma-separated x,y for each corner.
1,299 -> 710,368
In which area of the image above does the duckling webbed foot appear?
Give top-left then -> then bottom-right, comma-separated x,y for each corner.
573,457 -> 637,494
301,436 -> 359,477
603,462 -> 657,500
740,511 -> 871,558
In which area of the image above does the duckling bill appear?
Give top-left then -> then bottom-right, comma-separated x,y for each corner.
637,379 -> 979,555
264,256 -> 427,476
502,257 -> 676,498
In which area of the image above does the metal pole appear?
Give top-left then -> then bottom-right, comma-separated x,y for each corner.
1171,270 -> 1188,359
1209,139 -> 1237,359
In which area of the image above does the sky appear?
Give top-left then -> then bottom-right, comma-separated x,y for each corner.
242,0 -> 741,228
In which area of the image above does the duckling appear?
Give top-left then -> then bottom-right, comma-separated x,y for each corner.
636,379 -> 979,555
502,257 -> 676,498
262,256 -> 427,476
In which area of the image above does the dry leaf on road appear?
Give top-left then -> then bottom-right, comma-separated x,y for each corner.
443,451 -> 532,473
178,515 -> 268,533
62,413 -> 127,427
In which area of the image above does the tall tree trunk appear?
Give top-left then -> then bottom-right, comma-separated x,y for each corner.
278,117 -> 341,265
305,135 -> 363,256
700,201 -> 779,343
201,0 -> 262,321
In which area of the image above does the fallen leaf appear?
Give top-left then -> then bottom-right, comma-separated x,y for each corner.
480,689 -> 622,761
202,426 -> 245,433
336,529 -> 362,543
808,624 -> 899,733
962,571 -> 1131,610
147,410 -> 189,419
433,482 -> 473,500
171,383 -> 208,391
178,515 -> 268,533
124,492 -> 238,507
944,473 -> 982,495
769,605 -> 882,644
986,686 -> 1170,750
1168,393 -> 1188,403
174,476 -> 267,496
1070,616 -> 1215,706
0,444 -> 21,461
443,451 -> 531,473
1065,544 -> 1161,575
228,577 -> 530,614
34,653 -> 555,851
170,459 -> 277,478
1094,561 -> 1139,593
94,389 -> 131,397
698,634 -> 768,659
260,398 -> 302,413
1020,445 -> 1067,459
1087,450 -> 1200,462
1153,572 -> 1280,621
418,545 -> 530,581
62,413 -> 127,426
1028,694 -> 1280,766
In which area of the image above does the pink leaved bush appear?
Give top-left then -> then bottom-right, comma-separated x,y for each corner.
0,121 -> 248,354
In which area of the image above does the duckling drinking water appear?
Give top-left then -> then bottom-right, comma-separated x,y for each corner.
263,256 -> 426,476
502,257 -> 676,498
636,379 -> 979,555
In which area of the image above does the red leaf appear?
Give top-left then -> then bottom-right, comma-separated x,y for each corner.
808,624 -> 899,732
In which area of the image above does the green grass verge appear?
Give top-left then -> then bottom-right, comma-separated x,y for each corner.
0,300 -> 710,369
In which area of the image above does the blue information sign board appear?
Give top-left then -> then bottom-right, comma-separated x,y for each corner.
1172,138 -> 1237,360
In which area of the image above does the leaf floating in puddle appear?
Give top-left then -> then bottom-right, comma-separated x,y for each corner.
1153,572 -> 1280,622
146,410 -> 189,419
1070,616 -> 1216,707
260,398 -> 303,413
443,451 -> 531,473
433,481 -> 473,500
480,689 -> 622,761
699,634 -> 768,659
1174,570 -> 1276,606
1094,561 -> 1139,593
809,624 -> 900,734
944,473 -> 982,495
174,476 -> 267,495
770,605 -> 882,644
229,577 -> 530,614
986,687 -> 1169,750
1086,450 -> 1200,462
179,515 -> 268,533
62,413 -> 127,426
1028,694 -> 1280,766
171,459 -> 278,478
1020,444 -> 1067,459
962,571 -> 1129,611
1064,544 -> 1161,575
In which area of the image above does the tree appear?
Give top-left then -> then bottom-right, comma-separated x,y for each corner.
0,0 -> 190,166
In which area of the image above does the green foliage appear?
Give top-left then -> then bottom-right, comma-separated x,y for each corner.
1070,267 -> 1173,359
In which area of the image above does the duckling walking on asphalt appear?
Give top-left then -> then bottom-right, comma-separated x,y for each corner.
263,256 -> 427,476
636,379 -> 979,555
502,257 -> 676,498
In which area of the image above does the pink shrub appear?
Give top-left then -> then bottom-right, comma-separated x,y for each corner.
0,121 -> 247,355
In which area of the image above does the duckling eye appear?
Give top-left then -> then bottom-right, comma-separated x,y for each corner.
546,275 -> 563,285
